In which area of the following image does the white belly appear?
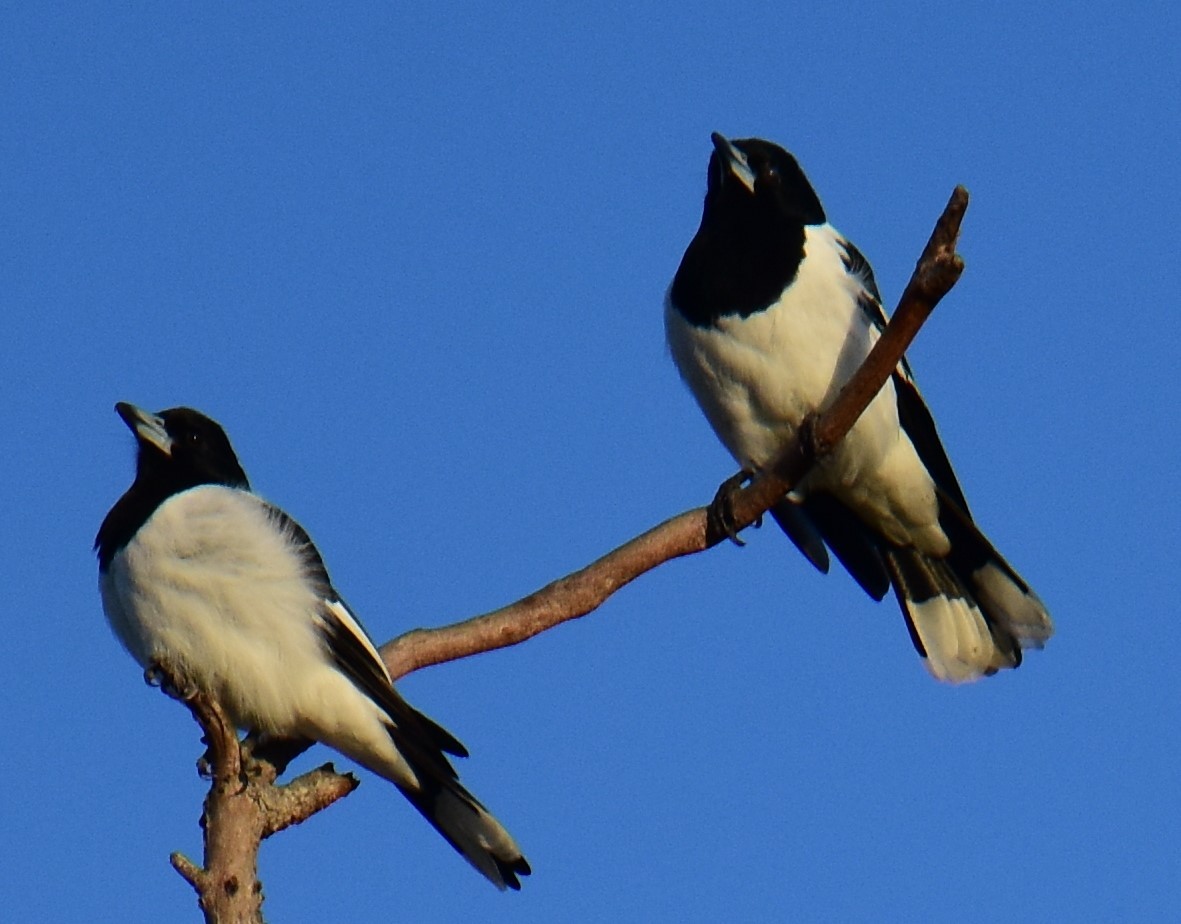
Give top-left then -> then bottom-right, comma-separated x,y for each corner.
665,226 -> 946,551
100,487 -> 359,734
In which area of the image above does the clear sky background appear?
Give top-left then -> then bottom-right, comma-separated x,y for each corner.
3,3 -> 1178,922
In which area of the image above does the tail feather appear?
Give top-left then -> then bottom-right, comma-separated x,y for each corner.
398,778 -> 531,890
882,491 -> 1052,683
937,487 -> 1054,648
383,724 -> 530,890
334,715 -> 530,890
766,483 -> 1051,682
884,546 -> 1019,683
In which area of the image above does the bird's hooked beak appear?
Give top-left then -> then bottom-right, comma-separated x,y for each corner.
711,132 -> 756,195
116,402 -> 172,456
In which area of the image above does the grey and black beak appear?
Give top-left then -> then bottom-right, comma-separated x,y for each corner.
115,402 -> 172,456
711,132 -> 756,194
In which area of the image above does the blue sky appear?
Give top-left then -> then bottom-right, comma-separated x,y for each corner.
4,3 -> 1178,921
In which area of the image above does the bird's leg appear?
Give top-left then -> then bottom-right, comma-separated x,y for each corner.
241,731 -> 314,777
707,469 -> 755,546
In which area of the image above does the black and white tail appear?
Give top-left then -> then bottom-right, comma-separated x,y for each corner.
883,489 -> 1052,683
398,776 -> 531,890
775,484 -> 1052,683
358,702 -> 530,889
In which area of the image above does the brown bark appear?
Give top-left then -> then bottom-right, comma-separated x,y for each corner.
157,671 -> 358,924
162,186 -> 969,921
379,187 -> 968,682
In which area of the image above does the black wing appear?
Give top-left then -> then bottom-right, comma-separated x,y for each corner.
770,499 -> 829,574
264,502 -> 469,760
838,236 -> 915,380
315,599 -> 469,762
892,374 -> 971,516
839,235 -> 969,514
771,236 -> 974,596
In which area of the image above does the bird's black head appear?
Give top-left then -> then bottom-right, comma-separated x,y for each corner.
704,133 -> 825,227
97,403 -> 250,569
117,402 -> 250,493
670,133 -> 827,326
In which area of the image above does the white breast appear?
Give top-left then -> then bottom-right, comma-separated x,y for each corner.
665,223 -> 944,550
100,486 -> 340,733
666,225 -> 892,466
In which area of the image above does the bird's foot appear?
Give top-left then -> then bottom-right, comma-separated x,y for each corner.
708,469 -> 754,546
196,747 -> 215,781
241,731 -> 313,777
143,661 -> 198,703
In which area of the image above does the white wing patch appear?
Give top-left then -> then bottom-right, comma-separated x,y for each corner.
318,597 -> 394,684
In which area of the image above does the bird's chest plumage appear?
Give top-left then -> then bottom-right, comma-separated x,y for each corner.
666,227 -> 897,481
99,485 -> 324,728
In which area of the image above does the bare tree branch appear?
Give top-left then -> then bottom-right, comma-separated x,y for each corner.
153,663 -> 358,923
151,187 -> 968,922
259,765 -> 359,839
381,186 -> 969,681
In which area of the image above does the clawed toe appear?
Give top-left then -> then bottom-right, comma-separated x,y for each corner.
707,469 -> 754,546
143,661 -> 198,702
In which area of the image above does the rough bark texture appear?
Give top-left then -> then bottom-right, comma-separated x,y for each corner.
157,668 -> 358,924
159,187 -> 969,922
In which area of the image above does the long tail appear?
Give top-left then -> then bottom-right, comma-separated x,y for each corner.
883,490 -> 1053,683
396,775 -> 531,890
337,706 -> 531,890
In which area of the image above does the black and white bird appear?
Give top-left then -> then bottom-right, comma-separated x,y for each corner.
96,403 -> 530,889
665,133 -> 1053,683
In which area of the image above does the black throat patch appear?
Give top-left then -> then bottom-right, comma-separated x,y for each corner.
670,206 -> 807,327
670,136 -> 827,328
